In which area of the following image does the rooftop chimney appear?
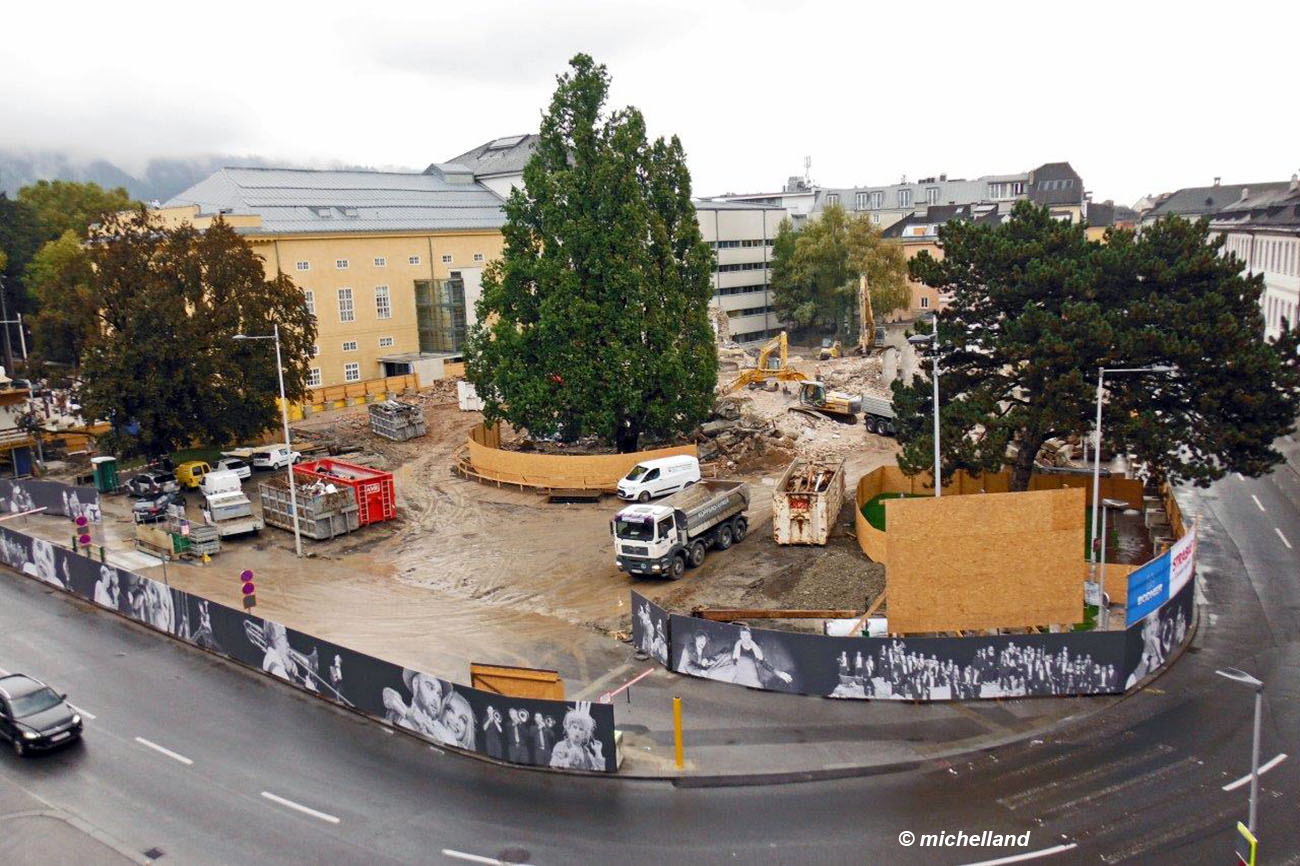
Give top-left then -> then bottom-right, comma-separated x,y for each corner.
1290,173 -> 1299,192
1213,176 -> 1221,186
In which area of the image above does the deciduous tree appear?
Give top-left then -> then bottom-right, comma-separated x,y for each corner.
23,230 -> 96,367
466,54 -> 716,452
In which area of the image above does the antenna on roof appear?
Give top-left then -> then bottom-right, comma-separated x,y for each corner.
804,156 -> 812,186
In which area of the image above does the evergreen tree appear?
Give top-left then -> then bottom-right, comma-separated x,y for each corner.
466,54 -> 716,452
892,202 -> 1299,490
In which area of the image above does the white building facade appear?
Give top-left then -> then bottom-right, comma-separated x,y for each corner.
1212,180 -> 1300,341
696,202 -> 784,344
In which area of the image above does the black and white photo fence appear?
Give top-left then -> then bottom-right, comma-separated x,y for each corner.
0,478 -> 100,522
0,524 -> 616,773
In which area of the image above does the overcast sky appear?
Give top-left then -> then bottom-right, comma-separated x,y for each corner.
3,0 -> 1297,205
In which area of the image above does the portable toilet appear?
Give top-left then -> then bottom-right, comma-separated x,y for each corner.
91,456 -> 119,493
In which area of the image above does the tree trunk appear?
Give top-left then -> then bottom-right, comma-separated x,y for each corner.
1009,432 -> 1045,492
615,419 -> 641,453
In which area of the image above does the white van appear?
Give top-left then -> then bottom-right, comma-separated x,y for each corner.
617,455 -> 701,502
200,469 -> 243,498
251,444 -> 301,470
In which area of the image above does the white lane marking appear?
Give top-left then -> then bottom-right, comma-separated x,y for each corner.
1251,494 -> 1266,512
1276,528 -> 1293,550
66,702 -> 95,720
1222,753 -> 1289,791
958,844 -> 1078,866
260,791 -> 340,824
442,850 -> 531,865
134,736 -> 194,766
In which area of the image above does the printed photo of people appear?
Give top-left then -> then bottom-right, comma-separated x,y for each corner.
382,669 -> 476,750
0,479 -> 100,519
120,571 -> 176,633
1125,581 -> 1192,689
248,619 -> 351,706
631,592 -> 670,665
672,616 -> 801,693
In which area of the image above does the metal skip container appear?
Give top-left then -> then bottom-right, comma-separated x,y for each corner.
773,458 -> 845,546
258,476 -> 360,541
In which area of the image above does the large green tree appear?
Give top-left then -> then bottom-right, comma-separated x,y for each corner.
466,54 -> 716,452
23,230 -> 96,367
17,179 -> 135,240
78,210 -> 316,457
892,202 -> 1299,490
770,203 -> 909,337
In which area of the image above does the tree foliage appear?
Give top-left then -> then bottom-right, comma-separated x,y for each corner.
770,203 -> 909,336
0,194 -> 43,313
465,54 -> 716,452
892,202 -> 1299,491
17,179 -> 135,240
23,230 -> 96,367
78,210 -> 316,457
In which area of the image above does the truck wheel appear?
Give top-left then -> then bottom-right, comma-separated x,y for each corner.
669,555 -> 686,580
865,417 -> 878,434
715,524 -> 734,550
638,491 -> 651,503
688,541 -> 706,567
885,421 -> 896,436
731,517 -> 748,542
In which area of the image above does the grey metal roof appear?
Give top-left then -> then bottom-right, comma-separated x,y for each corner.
435,134 -> 540,178
1145,181 -> 1291,220
1209,180 -> 1300,230
693,199 -> 786,211
1027,163 -> 1084,207
163,167 -> 505,235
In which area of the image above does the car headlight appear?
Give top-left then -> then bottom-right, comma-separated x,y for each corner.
22,730 -> 38,739
71,714 -> 81,725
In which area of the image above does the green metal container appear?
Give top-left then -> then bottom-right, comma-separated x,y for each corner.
91,456 -> 119,493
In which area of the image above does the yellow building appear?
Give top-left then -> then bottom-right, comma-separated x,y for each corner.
156,165 -> 505,387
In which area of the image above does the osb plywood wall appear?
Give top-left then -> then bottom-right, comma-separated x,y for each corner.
466,426 -> 697,490
885,487 -> 1086,633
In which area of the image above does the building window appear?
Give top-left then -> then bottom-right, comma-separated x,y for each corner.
337,288 -> 355,322
296,261 -> 310,271
441,254 -> 453,264
473,253 -> 485,263
379,336 -> 394,348
826,193 -> 840,207
344,362 -> 360,382
409,255 -> 421,265
898,189 -> 912,208
415,272 -> 467,353
307,368 -> 322,387
869,191 -> 884,209
336,259 -> 349,270
303,290 -> 315,316
311,344 -> 320,358
1012,181 -> 1024,195
855,192 -> 868,210
375,285 -> 391,320
920,296 -> 930,309
374,257 -> 386,267
342,340 -> 358,352
926,187 -> 939,205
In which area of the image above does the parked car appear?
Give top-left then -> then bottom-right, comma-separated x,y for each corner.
0,674 -> 83,756
133,490 -> 185,523
251,445 -> 301,470
215,458 -> 251,480
175,460 -> 212,489
125,470 -> 180,498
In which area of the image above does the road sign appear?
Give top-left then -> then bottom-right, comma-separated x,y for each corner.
240,569 -> 256,610
75,515 -> 87,527
1235,821 -> 1257,866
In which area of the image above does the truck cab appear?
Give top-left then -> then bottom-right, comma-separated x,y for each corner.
612,479 -> 750,579
612,505 -> 683,577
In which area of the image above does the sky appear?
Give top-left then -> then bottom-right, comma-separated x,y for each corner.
3,0 -> 1298,206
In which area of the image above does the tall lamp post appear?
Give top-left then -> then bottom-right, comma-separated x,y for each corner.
907,314 -> 941,497
1215,668 -> 1264,834
1089,365 -> 1176,572
234,325 -> 302,557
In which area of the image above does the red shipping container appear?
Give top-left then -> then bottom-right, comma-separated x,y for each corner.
293,458 -> 396,526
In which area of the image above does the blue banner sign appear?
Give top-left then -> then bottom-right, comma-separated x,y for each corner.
1125,550 -> 1171,626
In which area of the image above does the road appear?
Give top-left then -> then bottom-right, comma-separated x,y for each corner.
0,456 -> 1296,865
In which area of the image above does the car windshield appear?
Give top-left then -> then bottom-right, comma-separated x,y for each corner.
624,465 -> 648,481
10,687 -> 62,717
225,461 -> 245,470
614,518 -> 654,541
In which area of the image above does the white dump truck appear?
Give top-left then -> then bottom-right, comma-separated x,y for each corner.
200,470 -> 264,538
773,458 -> 845,546
612,480 -> 750,579
861,393 -> 896,436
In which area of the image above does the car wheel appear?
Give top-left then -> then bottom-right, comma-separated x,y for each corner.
669,556 -> 686,580
715,525 -> 734,550
637,491 -> 650,503
688,541 -> 706,567
732,517 -> 748,542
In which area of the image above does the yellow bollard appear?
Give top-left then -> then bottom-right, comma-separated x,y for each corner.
673,696 -> 684,769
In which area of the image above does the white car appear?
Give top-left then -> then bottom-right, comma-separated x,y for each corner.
216,458 -> 252,480
251,445 -> 302,470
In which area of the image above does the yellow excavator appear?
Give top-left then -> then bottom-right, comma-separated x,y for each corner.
790,380 -> 862,423
727,331 -> 807,392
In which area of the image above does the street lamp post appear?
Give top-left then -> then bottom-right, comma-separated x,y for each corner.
907,315 -> 941,497
234,325 -> 302,557
1097,497 -> 1128,629
0,313 -> 27,363
1215,668 -> 1265,834
1088,365 -> 1176,573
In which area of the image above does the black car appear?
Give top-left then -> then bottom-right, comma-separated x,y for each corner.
0,674 -> 83,756
132,490 -> 185,523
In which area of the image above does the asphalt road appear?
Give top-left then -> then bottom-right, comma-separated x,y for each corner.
0,458 -> 1296,866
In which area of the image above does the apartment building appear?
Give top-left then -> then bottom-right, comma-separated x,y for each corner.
696,202 -> 784,343
156,167 -> 505,387
1210,178 -> 1300,340
880,204 -> 1008,319
1140,178 -> 1290,229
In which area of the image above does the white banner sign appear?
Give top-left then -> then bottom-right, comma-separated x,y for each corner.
1169,523 -> 1197,596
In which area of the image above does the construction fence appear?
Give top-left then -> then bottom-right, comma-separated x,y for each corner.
278,373 -> 421,422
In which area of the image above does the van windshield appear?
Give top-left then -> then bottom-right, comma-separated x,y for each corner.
624,465 -> 648,481
614,518 -> 654,541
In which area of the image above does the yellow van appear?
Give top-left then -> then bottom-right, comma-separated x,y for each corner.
175,461 -> 212,489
